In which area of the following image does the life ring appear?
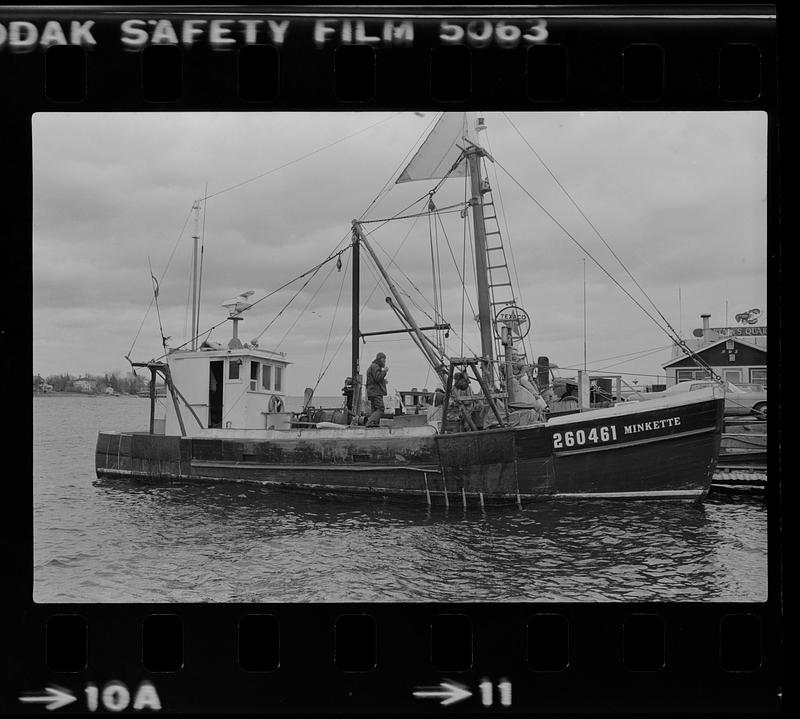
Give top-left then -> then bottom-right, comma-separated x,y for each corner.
268,394 -> 285,413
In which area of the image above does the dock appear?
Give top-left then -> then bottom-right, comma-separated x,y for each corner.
712,417 -> 766,494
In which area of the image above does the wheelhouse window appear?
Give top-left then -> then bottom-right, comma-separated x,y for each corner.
228,359 -> 240,380
250,361 -> 259,390
274,366 -> 282,392
262,364 -> 271,390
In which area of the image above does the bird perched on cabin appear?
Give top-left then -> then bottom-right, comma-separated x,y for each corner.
221,290 -> 255,316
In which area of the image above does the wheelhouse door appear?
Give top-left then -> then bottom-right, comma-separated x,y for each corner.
208,361 -> 223,428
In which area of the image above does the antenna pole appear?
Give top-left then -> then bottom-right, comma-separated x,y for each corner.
583,258 -> 587,373
197,184 -> 208,345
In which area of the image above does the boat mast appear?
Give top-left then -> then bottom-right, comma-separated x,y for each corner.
191,200 -> 201,350
464,143 -> 495,385
351,225 -> 360,390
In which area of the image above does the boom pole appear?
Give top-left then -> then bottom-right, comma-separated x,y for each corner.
352,221 -> 445,379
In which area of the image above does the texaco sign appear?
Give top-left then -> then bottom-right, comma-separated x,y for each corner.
493,305 -> 530,339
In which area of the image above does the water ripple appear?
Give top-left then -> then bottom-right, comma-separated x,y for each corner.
33,396 -> 768,603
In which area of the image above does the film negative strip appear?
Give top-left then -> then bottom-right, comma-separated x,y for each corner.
5,3 -> 781,714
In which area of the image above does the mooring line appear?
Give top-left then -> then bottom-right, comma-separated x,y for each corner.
423,471 -> 431,506
442,475 -> 449,509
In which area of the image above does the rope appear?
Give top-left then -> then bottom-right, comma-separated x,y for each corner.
494,158 -> 722,382
435,207 -> 478,321
150,248 -> 348,362
147,256 -> 168,353
273,259 -> 340,351
126,202 -> 194,359
197,184 -> 208,337
500,114 -> 723,382
359,203 -> 466,224
480,135 -> 534,363
503,112 -> 679,339
201,113 -> 404,202
360,112 -> 442,220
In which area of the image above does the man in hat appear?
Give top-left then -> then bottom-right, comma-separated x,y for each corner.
365,352 -> 388,427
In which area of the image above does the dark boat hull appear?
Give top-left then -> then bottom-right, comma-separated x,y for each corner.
96,397 -> 723,505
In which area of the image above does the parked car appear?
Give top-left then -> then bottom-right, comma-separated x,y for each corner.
735,383 -> 766,393
633,380 -> 766,418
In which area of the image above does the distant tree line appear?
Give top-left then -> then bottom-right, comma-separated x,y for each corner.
32,371 -> 155,394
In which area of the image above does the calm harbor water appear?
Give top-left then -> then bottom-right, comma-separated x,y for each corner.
33,395 -> 768,603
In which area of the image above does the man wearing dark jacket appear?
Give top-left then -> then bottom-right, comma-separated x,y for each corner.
365,352 -> 388,427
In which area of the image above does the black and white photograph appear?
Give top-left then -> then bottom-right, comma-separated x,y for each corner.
33,110 -> 768,603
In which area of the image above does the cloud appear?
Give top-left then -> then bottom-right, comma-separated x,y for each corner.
32,111 -> 767,391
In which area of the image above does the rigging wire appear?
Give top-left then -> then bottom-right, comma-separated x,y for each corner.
131,115 -> 411,363
126,202 -> 194,360
360,112 -> 442,220
562,343 -> 673,367
360,232 -> 481,358
494,160 -> 704,354
481,128 -> 534,363
359,203 -> 466,224
502,112 -> 669,325
253,265 -> 327,347
147,256 -> 168,352
461,169 -> 469,358
197,183 -> 208,338
306,210 -> 432,394
201,113 -> 405,202
316,251 -> 351,382
273,258 -> 340,352
434,206 -> 445,353
434,207 -> 478,321
427,202 -> 441,351
182,250 -> 194,345
594,345 -> 674,371
500,113 -> 721,380
150,247 -> 349,362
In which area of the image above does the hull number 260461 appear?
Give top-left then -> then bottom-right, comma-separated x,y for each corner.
552,425 -> 617,449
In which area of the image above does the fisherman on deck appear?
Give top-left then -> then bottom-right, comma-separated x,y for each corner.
511,351 -> 538,394
365,352 -> 388,427
506,351 -> 548,416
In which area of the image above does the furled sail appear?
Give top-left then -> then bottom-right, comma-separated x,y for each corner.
395,113 -> 470,184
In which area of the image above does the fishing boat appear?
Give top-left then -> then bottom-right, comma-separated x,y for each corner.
96,113 -> 725,506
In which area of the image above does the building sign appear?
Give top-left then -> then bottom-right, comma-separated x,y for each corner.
692,326 -> 767,338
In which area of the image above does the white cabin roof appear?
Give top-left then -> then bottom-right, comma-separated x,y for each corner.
167,346 -> 292,365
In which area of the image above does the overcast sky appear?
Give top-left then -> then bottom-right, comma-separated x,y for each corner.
33,111 -> 767,395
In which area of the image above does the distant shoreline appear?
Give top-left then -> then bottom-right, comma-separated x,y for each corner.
33,392 -> 144,398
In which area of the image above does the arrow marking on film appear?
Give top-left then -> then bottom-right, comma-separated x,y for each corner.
19,686 -> 77,711
413,680 -> 472,706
